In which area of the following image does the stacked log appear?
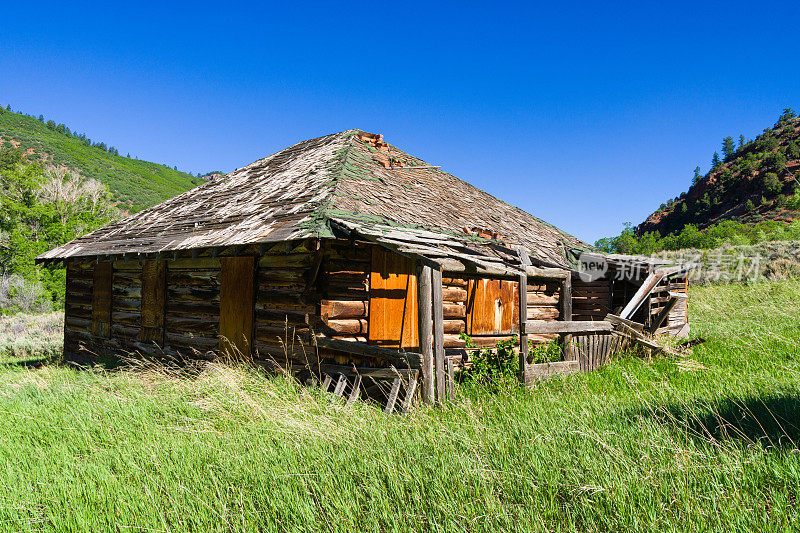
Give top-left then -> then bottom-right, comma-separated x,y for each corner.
318,242 -> 371,364
63,260 -> 95,361
110,260 -> 143,343
441,277 -> 467,348
164,257 -> 220,354
527,279 -> 562,344
254,240 -> 317,361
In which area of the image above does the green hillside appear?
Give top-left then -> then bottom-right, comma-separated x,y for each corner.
639,108 -> 800,237
0,106 -> 202,211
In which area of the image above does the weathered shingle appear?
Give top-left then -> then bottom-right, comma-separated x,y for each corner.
38,129 -> 590,268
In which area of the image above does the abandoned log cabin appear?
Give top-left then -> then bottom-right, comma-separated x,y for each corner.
38,129 -> 689,404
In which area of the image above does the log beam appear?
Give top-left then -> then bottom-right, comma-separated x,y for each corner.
417,264 -> 435,404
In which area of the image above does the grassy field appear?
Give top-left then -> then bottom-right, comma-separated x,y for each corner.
0,281 -> 799,531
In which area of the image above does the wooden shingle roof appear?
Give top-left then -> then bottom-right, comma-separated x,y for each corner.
38,129 -> 591,269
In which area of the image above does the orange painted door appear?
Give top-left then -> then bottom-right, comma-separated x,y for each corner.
219,257 -> 256,357
368,247 -> 418,349
466,279 -> 519,335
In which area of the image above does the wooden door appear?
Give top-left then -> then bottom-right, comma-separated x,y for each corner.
466,279 -> 519,335
219,257 -> 256,357
368,247 -> 418,349
140,260 -> 167,343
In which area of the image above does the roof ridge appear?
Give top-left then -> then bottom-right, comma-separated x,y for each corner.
302,130 -> 363,237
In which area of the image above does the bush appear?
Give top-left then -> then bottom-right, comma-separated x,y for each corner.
460,335 -> 519,383
761,172 -> 783,196
0,275 -> 51,315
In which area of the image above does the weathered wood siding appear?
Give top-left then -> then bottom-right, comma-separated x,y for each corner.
220,256 -> 256,357
61,239 -> 575,370
650,272 -> 689,336
113,260 -> 144,344
465,279 -> 519,336
64,260 -> 95,361
571,278 -> 611,321
254,241 -> 317,360
165,258 -> 221,355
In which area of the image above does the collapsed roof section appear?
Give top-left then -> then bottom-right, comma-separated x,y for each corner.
37,129 -> 593,270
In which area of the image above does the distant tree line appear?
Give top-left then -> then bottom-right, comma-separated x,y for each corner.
0,103 -> 196,175
596,219 -> 800,255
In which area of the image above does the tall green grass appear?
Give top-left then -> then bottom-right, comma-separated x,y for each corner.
0,281 -> 799,531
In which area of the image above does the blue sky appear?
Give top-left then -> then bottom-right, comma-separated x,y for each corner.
1,1 -> 799,243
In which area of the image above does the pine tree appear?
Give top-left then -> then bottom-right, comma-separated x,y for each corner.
712,152 -> 721,168
779,107 -> 797,123
692,166 -> 702,185
738,134 -> 745,148
722,136 -> 736,161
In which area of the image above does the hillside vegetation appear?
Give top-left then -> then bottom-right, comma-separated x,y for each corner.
639,108 -> 800,237
0,106 -> 202,211
596,218 -> 800,255
0,280 -> 798,531
0,147 -> 119,311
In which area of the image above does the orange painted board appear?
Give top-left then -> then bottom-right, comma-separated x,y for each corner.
368,247 -> 418,349
219,257 -> 256,357
466,279 -> 519,335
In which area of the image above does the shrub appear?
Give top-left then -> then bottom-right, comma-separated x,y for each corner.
764,152 -> 787,173
761,172 -> 783,196
0,275 -> 51,315
460,334 -> 519,383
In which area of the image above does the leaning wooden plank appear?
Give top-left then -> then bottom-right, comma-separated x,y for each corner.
526,320 -> 612,335
611,325 -> 680,356
314,337 -> 421,368
346,375 -> 362,405
525,360 -> 579,382
333,374 -> 348,396
385,377 -> 403,414
647,296 -> 681,335
401,372 -> 418,414
604,313 -> 645,333
322,374 -> 332,392
619,267 -> 681,320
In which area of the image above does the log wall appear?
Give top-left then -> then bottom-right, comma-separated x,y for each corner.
527,278 -> 562,343
62,239 -> 573,369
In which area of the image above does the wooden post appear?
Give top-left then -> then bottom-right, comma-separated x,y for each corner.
561,274 -> 573,361
431,267 -> 445,405
518,272 -> 529,384
417,264 -> 435,405
446,359 -> 455,400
